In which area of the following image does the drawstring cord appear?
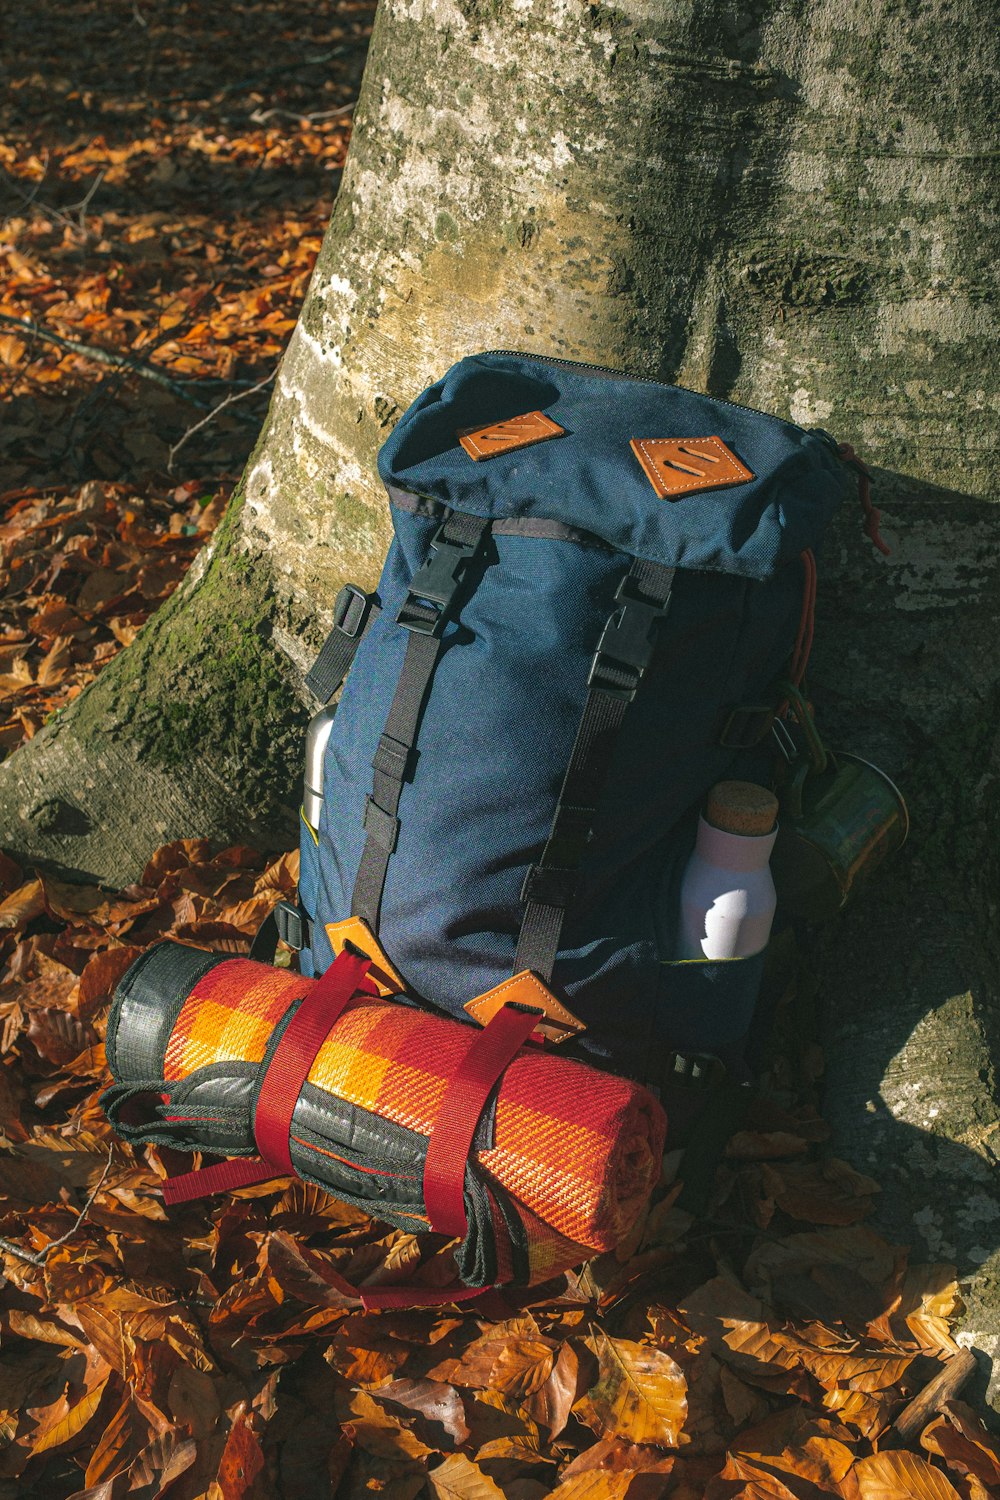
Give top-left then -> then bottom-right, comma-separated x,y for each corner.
839,443 -> 890,556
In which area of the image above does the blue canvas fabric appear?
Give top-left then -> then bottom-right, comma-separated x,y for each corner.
299,352 -> 850,1080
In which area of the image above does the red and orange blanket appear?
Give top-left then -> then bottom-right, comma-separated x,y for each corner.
102,941 -> 665,1297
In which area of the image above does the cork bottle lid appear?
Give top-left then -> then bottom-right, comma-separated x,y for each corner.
706,780 -> 778,836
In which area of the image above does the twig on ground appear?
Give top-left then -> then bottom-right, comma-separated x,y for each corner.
1,161 -> 105,241
249,102 -> 356,125
0,314 -> 214,407
168,368 -> 276,470
881,1346 -> 978,1448
0,314 -> 266,408
0,1145 -> 115,1268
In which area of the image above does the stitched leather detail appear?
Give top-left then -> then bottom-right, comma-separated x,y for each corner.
458,410 -> 565,461
630,436 -> 754,499
325,917 -> 406,998
463,970 -> 586,1043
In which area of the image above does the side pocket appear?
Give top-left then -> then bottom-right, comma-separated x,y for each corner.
298,806 -> 320,978
654,950 -> 767,1058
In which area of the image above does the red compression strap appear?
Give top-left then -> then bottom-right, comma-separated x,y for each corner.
162,949 -> 374,1205
253,948 -> 375,1173
422,1003 -> 542,1239
163,1155 -> 277,1205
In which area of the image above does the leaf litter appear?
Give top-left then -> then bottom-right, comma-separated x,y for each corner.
0,2 -> 996,1497
0,853 -> 993,1498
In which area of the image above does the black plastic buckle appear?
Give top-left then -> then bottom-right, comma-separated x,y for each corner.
588,577 -> 670,700
333,582 -> 371,640
274,900 -> 308,952
397,521 -> 482,637
664,1050 -> 726,1091
720,703 -> 777,749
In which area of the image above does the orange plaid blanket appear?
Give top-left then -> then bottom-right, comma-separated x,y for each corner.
103,942 -> 666,1290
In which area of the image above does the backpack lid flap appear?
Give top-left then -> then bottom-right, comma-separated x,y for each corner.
377,352 -> 850,578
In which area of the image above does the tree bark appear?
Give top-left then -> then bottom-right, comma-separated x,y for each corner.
2,0 -> 998,1396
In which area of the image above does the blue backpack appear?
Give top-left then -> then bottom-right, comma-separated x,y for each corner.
256,352 -> 857,1084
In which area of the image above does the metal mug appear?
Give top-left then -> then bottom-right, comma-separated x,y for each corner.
769,688 -> 909,922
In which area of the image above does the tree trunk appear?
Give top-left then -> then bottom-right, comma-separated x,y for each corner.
3,0 -> 998,1395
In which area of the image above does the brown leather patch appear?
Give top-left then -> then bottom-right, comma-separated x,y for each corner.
459,410 -> 564,461
630,436 -> 754,499
463,970 -> 586,1044
325,917 -> 406,998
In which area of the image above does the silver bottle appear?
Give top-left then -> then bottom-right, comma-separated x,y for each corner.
303,707 -> 336,831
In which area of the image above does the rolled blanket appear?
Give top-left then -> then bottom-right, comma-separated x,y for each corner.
102,941 -> 666,1291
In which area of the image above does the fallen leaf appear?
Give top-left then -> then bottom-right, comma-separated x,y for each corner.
580,1330 -> 688,1447
853,1449 -> 963,1499
427,1451 -> 507,1499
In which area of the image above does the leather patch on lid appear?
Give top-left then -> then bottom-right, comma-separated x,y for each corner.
463,970 -> 586,1044
630,436 -> 754,499
325,917 -> 405,998
459,410 -> 565,461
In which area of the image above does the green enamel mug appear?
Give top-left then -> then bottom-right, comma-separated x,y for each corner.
769,748 -> 909,922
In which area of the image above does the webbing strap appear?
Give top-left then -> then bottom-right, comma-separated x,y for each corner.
162,949 -> 374,1206
161,1154 -> 278,1204
304,584 -> 380,703
254,949 -> 375,1172
423,1003 -> 542,1238
514,558 -> 675,982
352,511 -> 492,931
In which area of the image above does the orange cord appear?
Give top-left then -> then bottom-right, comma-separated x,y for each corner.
789,548 -> 817,687
838,443 -> 890,556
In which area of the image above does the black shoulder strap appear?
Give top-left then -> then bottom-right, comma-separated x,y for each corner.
351,511 -> 493,932
514,558 -> 675,982
305,583 -> 381,703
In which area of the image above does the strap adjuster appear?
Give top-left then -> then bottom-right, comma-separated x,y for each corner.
397,519 -> 486,637
521,864 -> 579,908
274,900 -> 307,952
664,1050 -> 727,1091
334,582 -> 372,639
720,703 -> 777,749
363,797 -> 400,853
588,575 -> 671,700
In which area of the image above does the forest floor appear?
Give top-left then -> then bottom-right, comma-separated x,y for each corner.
1,4 -> 998,1499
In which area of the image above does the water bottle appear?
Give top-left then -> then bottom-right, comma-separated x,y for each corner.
303,707 -> 336,831
678,781 -> 778,960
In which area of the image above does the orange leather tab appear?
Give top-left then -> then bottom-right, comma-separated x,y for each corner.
458,410 -> 564,461
463,971 -> 586,1044
630,436 -> 754,499
325,917 -> 406,997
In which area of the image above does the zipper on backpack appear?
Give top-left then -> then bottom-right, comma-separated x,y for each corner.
482,350 -> 886,553
483,349 -> 811,436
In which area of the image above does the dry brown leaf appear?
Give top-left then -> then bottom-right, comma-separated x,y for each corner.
427,1452 -> 507,1499
215,1404 -> 265,1499
580,1329 -> 688,1447
0,878 -> 45,931
920,1399 -> 1000,1488
28,1367 -> 110,1456
83,1397 -> 151,1488
853,1450 -> 963,1499
552,1473 -> 648,1499
343,1388 -> 435,1462
523,1341 -> 582,1439
372,1379 -> 471,1449
726,1131 -> 810,1160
